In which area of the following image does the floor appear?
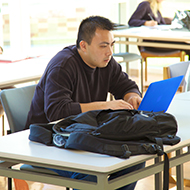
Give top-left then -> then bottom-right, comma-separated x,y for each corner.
0,57 -> 189,190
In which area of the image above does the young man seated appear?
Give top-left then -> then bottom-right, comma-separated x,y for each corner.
25,15 -> 145,190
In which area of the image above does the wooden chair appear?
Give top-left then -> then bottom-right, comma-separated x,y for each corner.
163,61 -> 190,92
140,17 -> 187,83
141,48 -> 186,82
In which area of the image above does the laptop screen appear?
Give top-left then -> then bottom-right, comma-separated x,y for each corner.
138,75 -> 184,112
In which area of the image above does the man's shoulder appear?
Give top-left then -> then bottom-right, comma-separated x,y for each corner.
58,45 -> 78,58
49,45 -> 79,66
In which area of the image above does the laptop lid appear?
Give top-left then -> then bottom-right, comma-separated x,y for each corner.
138,75 -> 184,112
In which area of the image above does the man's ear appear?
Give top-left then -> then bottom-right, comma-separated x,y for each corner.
79,40 -> 87,52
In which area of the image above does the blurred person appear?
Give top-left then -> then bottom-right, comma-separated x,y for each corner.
128,0 -> 190,59
128,0 -> 165,27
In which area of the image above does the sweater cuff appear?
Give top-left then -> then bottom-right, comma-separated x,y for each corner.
70,102 -> 82,115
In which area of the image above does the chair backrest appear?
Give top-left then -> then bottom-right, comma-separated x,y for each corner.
163,61 -> 190,92
0,84 -> 36,133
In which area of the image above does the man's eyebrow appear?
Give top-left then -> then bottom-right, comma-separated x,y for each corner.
112,40 -> 116,45
99,41 -> 116,45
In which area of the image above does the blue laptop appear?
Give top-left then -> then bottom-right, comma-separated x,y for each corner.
138,75 -> 184,112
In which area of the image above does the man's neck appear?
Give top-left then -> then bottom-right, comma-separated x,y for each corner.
77,48 -> 96,69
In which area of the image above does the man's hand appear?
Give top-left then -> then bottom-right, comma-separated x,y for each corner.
123,92 -> 142,110
80,99 -> 134,113
105,99 -> 134,110
80,93 -> 141,113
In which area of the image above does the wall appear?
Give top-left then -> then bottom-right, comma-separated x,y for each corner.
0,0 -> 189,58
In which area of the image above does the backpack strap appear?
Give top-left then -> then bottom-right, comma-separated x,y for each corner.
154,137 -> 164,155
155,137 -> 169,190
163,152 -> 169,190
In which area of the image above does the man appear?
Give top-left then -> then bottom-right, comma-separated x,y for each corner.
25,16 -> 144,190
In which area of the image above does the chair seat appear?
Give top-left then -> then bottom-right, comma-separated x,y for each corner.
139,47 -> 186,82
113,52 -> 141,62
141,49 -> 184,56
163,61 -> 190,92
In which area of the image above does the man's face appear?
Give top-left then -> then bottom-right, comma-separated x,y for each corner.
84,28 -> 115,68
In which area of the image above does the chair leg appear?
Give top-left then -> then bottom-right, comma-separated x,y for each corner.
125,62 -> 129,73
145,58 -> 148,82
182,51 -> 186,62
8,177 -> 12,190
140,59 -> 144,94
180,51 -> 186,62
180,53 -> 183,62
2,114 -> 4,136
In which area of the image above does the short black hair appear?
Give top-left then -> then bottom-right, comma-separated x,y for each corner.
76,16 -> 115,48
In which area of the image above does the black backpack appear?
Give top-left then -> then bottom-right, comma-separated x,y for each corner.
29,109 -> 180,190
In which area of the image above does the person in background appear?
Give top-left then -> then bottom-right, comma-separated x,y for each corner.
128,0 -> 165,27
128,0 -> 190,59
25,15 -> 145,190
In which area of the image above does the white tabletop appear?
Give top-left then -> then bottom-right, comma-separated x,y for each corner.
114,26 -> 190,41
0,92 -> 189,174
167,91 -> 190,141
0,54 -> 52,89
0,129 -> 156,174
113,26 -> 190,50
0,92 -> 189,190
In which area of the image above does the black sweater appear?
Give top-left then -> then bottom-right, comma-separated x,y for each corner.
25,45 -> 140,129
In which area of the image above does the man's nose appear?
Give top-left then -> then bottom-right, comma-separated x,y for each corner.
107,46 -> 113,56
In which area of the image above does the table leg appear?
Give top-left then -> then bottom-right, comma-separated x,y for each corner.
155,156 -> 162,190
176,149 -> 184,190
140,58 -> 144,94
169,148 -> 190,189
97,173 -> 110,190
2,114 -> 4,136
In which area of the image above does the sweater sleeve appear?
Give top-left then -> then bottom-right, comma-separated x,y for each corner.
109,58 -> 141,99
44,66 -> 81,122
128,2 -> 152,26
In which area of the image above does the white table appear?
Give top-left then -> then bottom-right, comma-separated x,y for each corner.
0,55 -> 51,136
113,26 -> 190,50
0,92 -> 190,190
113,26 -> 190,92
0,55 -> 51,89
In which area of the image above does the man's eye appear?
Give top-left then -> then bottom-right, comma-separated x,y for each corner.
100,46 -> 107,48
